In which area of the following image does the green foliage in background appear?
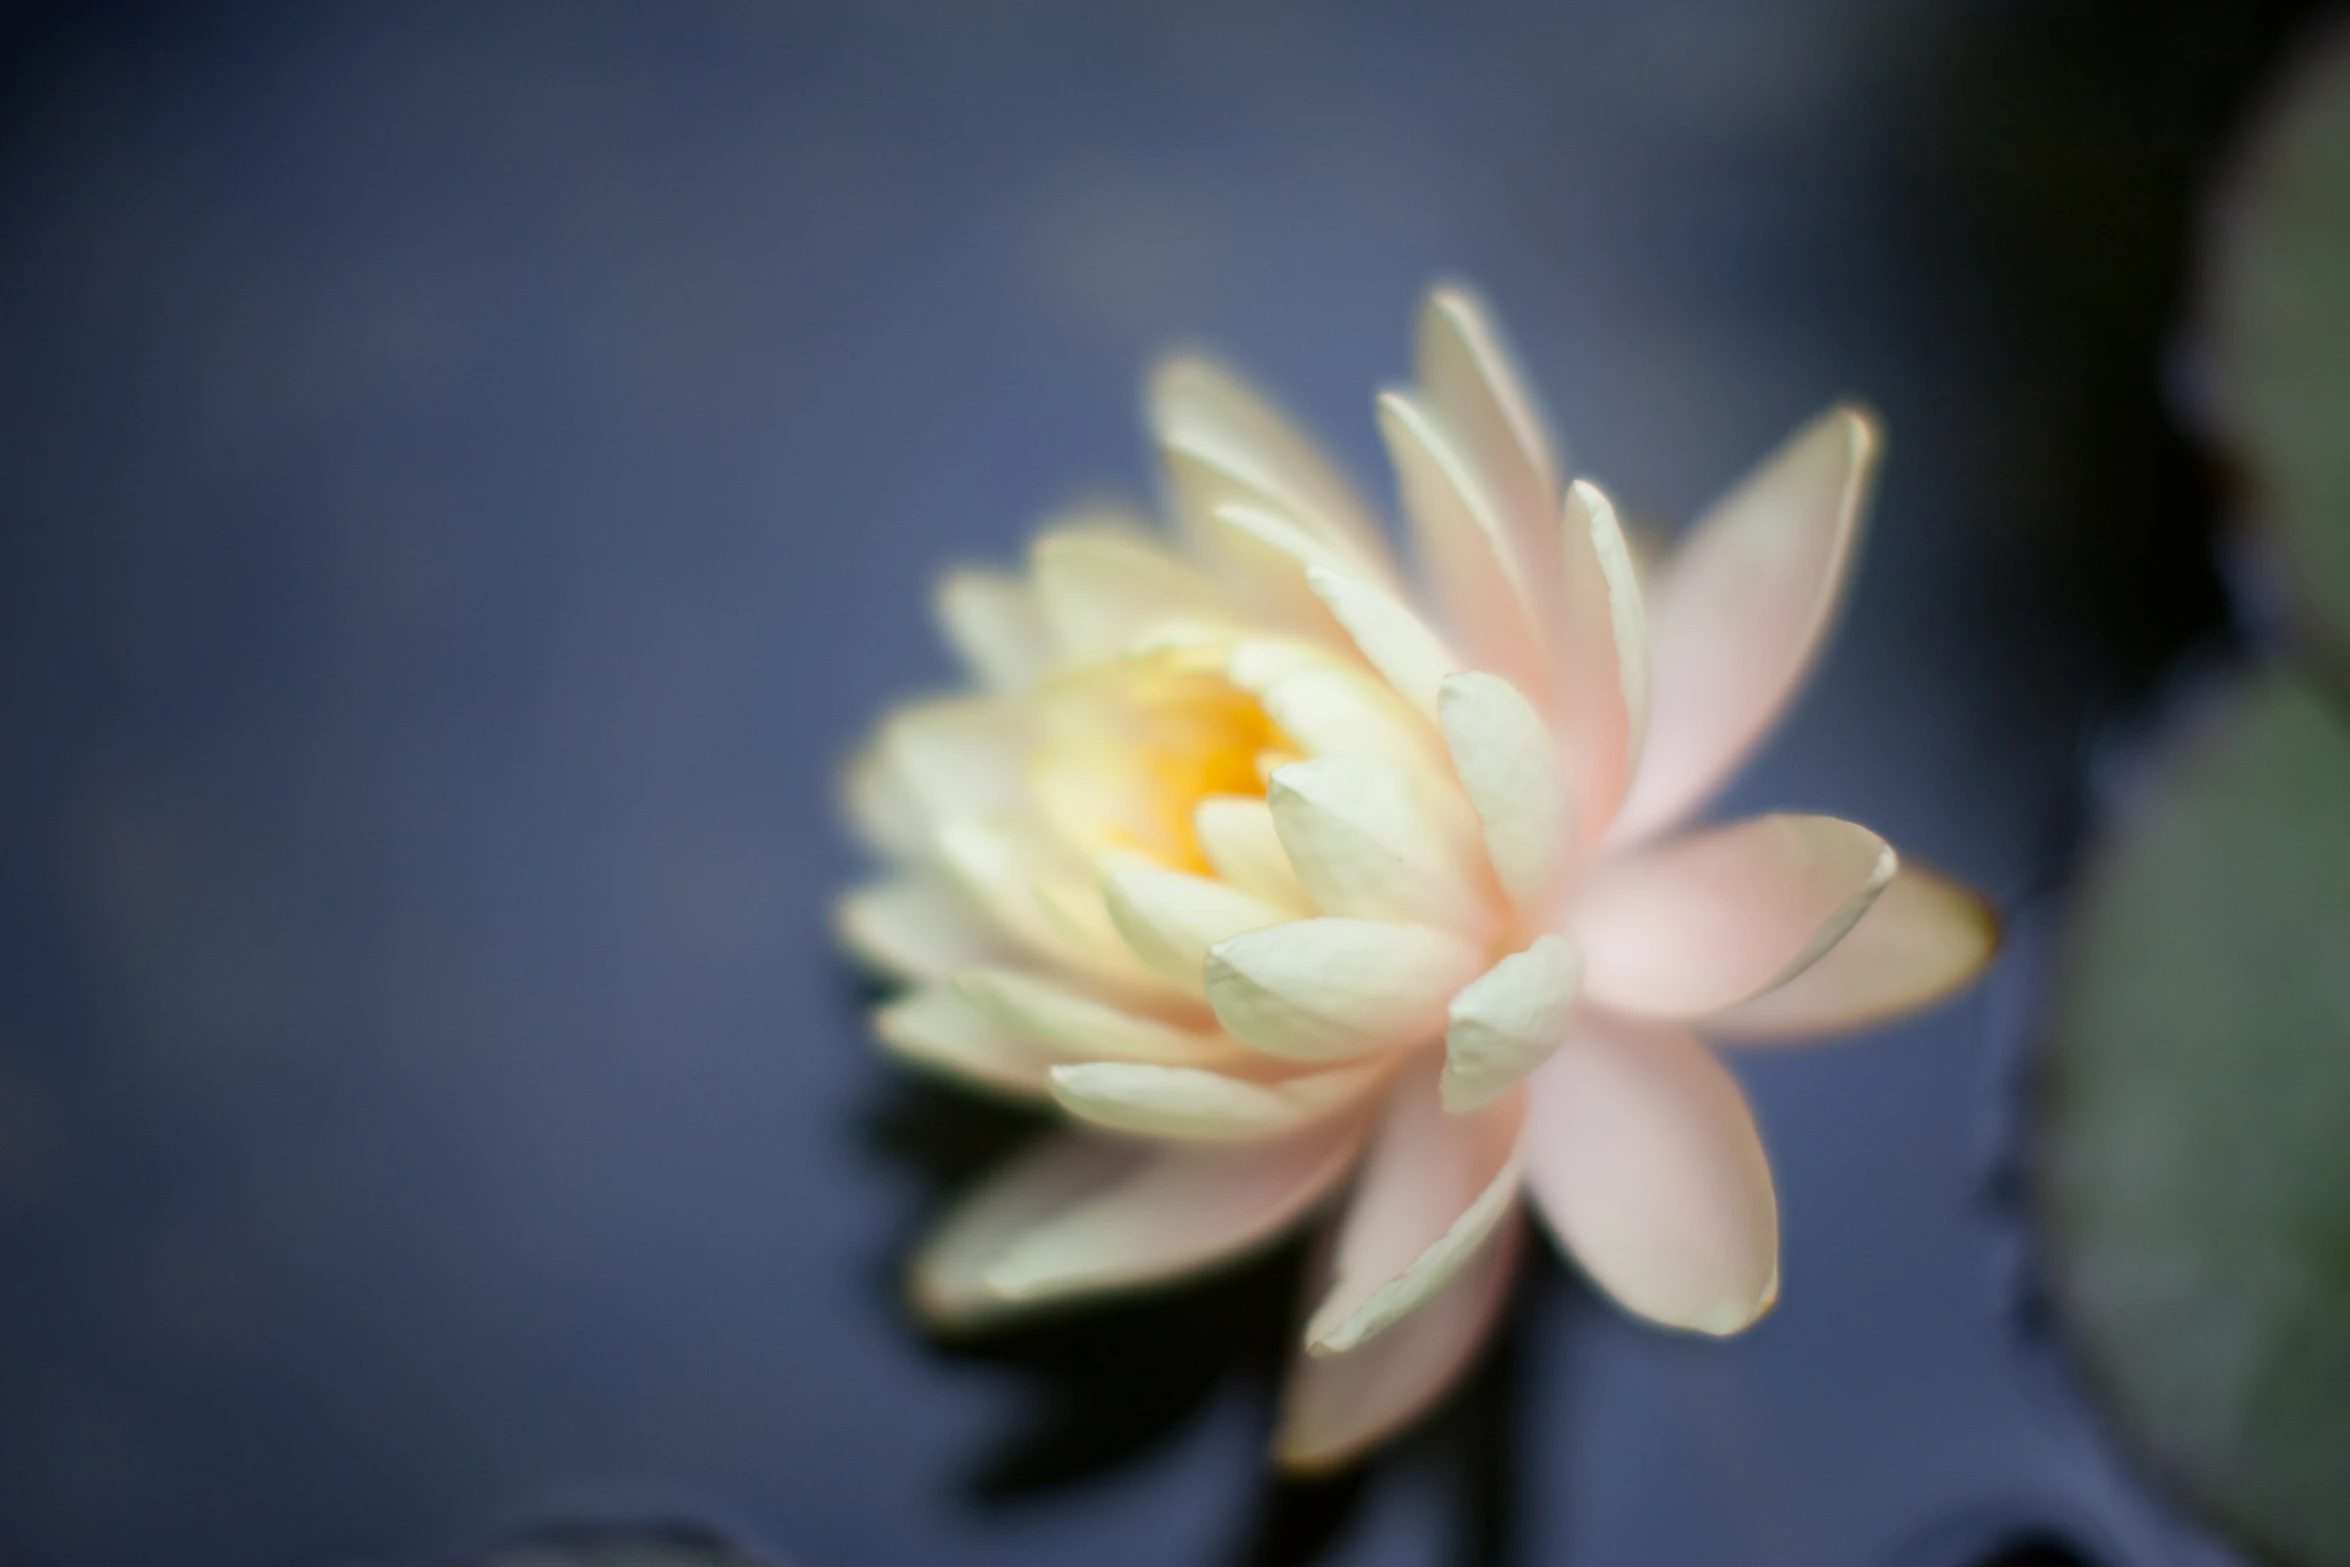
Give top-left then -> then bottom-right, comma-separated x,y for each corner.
2041,21 -> 2350,1567
2211,23 -> 2350,668
2040,673 -> 2350,1567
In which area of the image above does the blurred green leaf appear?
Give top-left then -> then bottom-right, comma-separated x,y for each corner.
2039,670 -> 2350,1567
2209,22 -> 2350,664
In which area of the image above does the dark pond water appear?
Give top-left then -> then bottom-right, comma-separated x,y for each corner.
0,3 -> 2319,1564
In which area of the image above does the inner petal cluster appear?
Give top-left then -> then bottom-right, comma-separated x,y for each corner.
1029,647 -> 1285,873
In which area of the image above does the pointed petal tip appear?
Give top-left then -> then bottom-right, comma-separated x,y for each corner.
905,1255 -> 996,1334
1272,1212 -> 1523,1472
1706,860 -> 2000,1040
1687,1260 -> 1780,1337
1143,346 -> 1216,406
1419,276 -> 1487,326
1437,1064 -> 1505,1114
1831,399 -> 1883,453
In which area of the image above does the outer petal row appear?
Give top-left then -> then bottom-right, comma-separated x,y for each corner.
1612,405 -> 1881,843
1048,1057 -> 1387,1142
1302,1060 -> 1524,1355
1707,861 -> 1998,1040
912,1118 -> 1365,1327
1522,1017 -> 1779,1336
1576,813 -> 1895,1019
1379,389 -> 1552,704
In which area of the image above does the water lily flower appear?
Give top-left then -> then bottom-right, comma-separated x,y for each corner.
840,283 -> 1998,1470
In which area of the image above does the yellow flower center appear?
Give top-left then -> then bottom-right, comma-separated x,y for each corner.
1029,646 -> 1287,872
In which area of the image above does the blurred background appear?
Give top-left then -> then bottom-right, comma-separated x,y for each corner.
0,3 -> 2335,1565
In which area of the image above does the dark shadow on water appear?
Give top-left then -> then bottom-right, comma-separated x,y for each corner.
861,1067 -> 1546,1567
447,1517 -> 781,1566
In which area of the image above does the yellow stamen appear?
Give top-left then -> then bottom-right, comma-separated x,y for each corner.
1030,648 -> 1287,871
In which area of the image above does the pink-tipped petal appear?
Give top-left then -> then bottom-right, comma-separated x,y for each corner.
1707,861 -> 1999,1041
1377,390 -> 1553,700
1576,813 -> 1896,1019
1555,480 -> 1649,835
1274,1216 -> 1523,1473
1612,406 -> 1881,843
1523,1018 -> 1779,1335
1302,1059 -> 1525,1354
913,1118 -> 1367,1326
1415,283 -> 1564,612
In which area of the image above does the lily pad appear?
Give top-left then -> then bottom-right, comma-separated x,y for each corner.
2207,22 -> 2350,664
2038,669 -> 2350,1567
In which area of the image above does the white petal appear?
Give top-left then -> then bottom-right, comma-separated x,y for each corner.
880,697 -> 1031,833
1194,794 -> 1313,909
1029,871 -> 1187,996
912,1119 -> 1366,1325
1556,479 -> 1649,834
934,819 -> 1166,992
837,878 -> 1005,980
1415,283 -> 1562,609
1707,862 -> 1999,1040
1237,647 -> 1449,782
1438,671 -> 1572,918
1576,814 -> 1896,1019
1148,354 -> 1396,581
1208,502 -> 1365,637
1274,1216 -> 1521,1472
1377,389 -> 1551,699
1223,633 -> 1344,694
952,965 -> 1233,1068
842,742 -> 927,861
935,567 -> 1055,692
1206,918 -> 1486,1061
873,984 -> 1057,1102
1030,524 -> 1231,661
1522,1018 -> 1778,1335
1303,1059 -> 1525,1354
1268,756 -> 1491,934
1443,934 -> 1581,1111
1048,1058 -> 1387,1142
1103,864 -> 1293,992
1306,564 -> 1461,723
1612,406 -> 1880,843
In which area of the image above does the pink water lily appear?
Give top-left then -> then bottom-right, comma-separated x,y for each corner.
840,283 -> 1998,1470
